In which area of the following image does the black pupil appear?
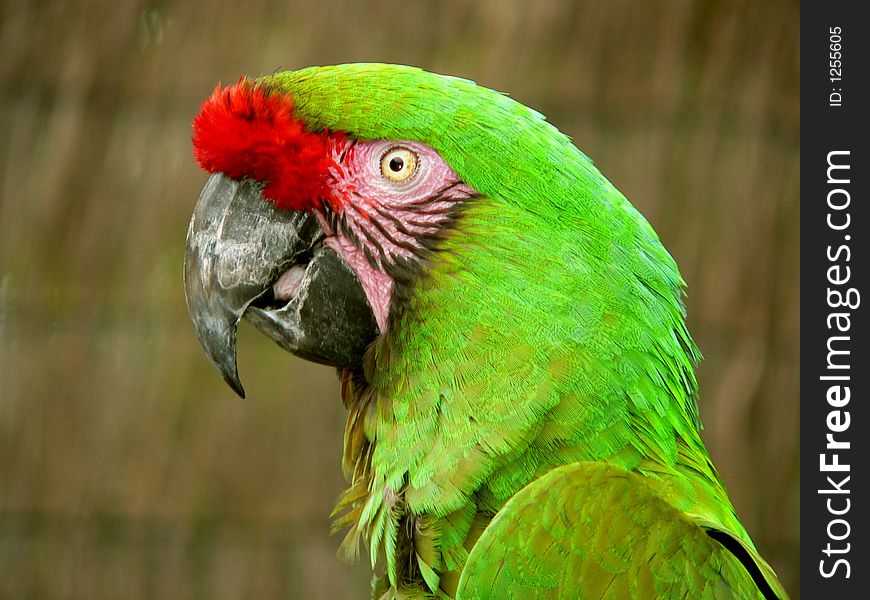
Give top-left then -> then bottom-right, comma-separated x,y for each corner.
389,156 -> 405,172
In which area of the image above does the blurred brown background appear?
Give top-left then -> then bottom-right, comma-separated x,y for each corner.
0,0 -> 799,598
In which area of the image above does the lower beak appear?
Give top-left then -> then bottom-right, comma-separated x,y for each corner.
183,173 -> 378,397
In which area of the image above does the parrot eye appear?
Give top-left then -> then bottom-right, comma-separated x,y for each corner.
380,147 -> 418,182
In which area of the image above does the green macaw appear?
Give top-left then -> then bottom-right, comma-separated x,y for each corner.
183,64 -> 788,599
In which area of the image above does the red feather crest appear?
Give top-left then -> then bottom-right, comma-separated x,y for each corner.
192,79 -> 340,211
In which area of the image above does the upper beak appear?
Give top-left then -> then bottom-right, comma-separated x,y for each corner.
183,173 -> 378,397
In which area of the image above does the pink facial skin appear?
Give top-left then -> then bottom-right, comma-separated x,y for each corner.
272,139 -> 476,334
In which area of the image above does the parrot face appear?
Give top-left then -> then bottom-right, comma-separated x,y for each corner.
184,80 -> 475,395
299,137 -> 477,333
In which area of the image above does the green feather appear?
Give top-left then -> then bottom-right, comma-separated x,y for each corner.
254,64 -> 786,598
456,463 -> 786,599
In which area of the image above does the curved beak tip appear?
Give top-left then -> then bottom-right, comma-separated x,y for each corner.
185,295 -> 248,399
223,370 -> 246,399
201,337 -> 246,398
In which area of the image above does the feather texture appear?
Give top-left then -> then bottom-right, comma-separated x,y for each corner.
212,64 -> 787,598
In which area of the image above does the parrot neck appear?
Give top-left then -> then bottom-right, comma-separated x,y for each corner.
335,196 -> 750,594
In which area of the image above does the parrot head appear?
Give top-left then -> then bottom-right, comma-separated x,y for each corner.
184,63 -> 692,421
185,67 -> 490,396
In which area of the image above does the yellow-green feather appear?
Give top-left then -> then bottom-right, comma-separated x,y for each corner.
457,462 -> 778,599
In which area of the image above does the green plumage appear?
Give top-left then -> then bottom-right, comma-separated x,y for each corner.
258,64 -> 787,599
460,462 -> 768,599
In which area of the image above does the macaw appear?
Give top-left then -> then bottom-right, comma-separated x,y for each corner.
183,64 -> 788,599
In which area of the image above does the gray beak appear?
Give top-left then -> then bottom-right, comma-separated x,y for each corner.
183,173 -> 378,397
